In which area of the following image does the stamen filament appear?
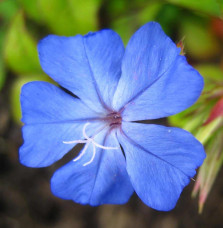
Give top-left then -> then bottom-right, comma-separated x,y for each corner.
92,141 -> 118,150
73,141 -> 90,162
63,122 -> 118,166
83,144 -> 96,166
63,139 -> 87,144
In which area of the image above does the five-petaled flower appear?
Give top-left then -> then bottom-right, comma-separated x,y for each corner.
20,22 -> 206,211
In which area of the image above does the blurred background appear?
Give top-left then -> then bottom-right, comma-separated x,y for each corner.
0,0 -> 223,227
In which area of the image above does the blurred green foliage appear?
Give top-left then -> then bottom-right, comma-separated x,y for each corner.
166,0 -> 221,16
180,17 -> 221,59
0,0 -> 223,213
170,63 -> 223,212
4,11 -> 42,74
18,0 -> 101,36
0,0 -> 19,90
110,1 -> 163,44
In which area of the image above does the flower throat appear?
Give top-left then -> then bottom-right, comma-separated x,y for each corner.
106,111 -> 122,127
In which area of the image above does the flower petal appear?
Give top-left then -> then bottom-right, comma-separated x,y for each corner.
51,129 -> 134,205
38,30 -> 124,112
117,122 -> 205,211
20,81 -> 102,167
112,22 -> 203,120
122,56 -> 203,121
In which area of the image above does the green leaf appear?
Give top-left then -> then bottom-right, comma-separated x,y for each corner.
4,11 -> 42,75
0,29 -> 6,90
169,97 -> 216,133
0,0 -> 19,21
196,117 -> 223,144
196,64 -> 223,82
0,55 -> 5,90
166,0 -> 221,17
170,109 -> 207,132
138,2 -> 162,24
156,4 -> 181,36
17,0 -> 41,23
112,1 -> 162,44
192,130 -> 223,213
19,0 -> 101,35
180,18 -> 220,60
0,0 -> 20,89
112,15 -> 139,45
195,64 -> 223,100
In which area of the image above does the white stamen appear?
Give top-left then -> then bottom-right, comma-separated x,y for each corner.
73,141 -> 90,162
63,139 -> 87,144
83,144 -> 96,166
82,122 -> 118,150
92,141 -> 118,150
63,122 -> 118,166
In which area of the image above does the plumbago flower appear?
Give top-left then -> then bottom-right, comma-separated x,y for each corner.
20,22 -> 206,211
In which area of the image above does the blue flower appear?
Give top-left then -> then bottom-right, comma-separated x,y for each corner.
19,22 -> 205,211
